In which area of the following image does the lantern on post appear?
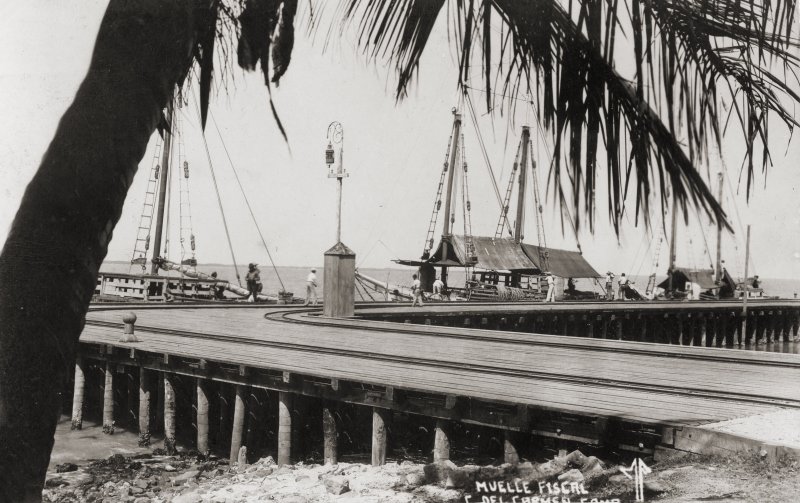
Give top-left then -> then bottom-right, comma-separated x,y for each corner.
326,121 -> 348,242
325,142 -> 335,165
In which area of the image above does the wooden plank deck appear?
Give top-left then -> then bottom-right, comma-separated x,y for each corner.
82,305 -> 800,428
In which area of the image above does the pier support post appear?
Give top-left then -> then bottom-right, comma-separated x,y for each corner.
433,418 -> 451,462
197,379 -> 210,455
164,373 -> 177,454
323,242 -> 356,318
138,369 -> 153,446
230,385 -> 246,466
322,401 -> 338,465
102,362 -> 114,434
503,430 -> 520,465
278,391 -> 293,465
71,356 -> 86,430
372,408 -> 390,466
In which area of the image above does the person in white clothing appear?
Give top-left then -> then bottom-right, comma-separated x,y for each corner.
304,268 -> 318,306
411,273 -> 424,307
432,277 -> 444,299
545,272 -> 556,302
618,273 -> 629,300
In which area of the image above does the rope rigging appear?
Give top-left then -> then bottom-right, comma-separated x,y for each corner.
460,133 -> 475,263
494,141 -> 522,238
175,104 -> 197,267
191,95 -> 243,287
203,100 -> 287,292
129,133 -> 164,273
421,120 -> 456,258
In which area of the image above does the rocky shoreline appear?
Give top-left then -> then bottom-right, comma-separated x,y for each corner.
43,446 -> 800,502
42,448 -> 652,503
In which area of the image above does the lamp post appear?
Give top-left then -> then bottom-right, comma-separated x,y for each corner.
326,121 -> 347,243
322,121 -> 355,318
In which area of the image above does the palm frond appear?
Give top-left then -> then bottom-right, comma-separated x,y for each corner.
335,0 -> 800,235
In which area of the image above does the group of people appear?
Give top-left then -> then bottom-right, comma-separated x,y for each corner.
604,272 -> 631,300
208,263 -> 320,305
410,274 -> 446,307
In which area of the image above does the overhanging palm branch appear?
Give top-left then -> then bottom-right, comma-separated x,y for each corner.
298,0 -> 799,235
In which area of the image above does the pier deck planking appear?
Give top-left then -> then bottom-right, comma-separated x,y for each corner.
82,305 -> 800,429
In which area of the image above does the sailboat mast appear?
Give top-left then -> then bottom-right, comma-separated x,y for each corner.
668,190 -> 678,291
514,126 -> 531,244
150,100 -> 174,274
442,111 -> 462,237
715,171 -> 724,283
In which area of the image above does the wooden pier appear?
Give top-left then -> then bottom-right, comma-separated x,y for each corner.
72,300 -> 800,466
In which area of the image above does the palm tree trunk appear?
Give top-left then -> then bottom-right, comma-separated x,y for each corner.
0,1 -> 199,499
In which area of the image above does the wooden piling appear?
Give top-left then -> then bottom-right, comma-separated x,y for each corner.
164,373 -> 177,454
433,418 -> 451,462
278,391 -> 292,465
197,379 -> 210,455
503,430 -> 520,465
230,384 -> 246,465
372,408 -> 390,466
71,356 -> 86,430
322,401 -> 338,465
218,384 -> 230,449
126,368 -> 138,426
138,368 -> 153,446
102,362 -> 114,434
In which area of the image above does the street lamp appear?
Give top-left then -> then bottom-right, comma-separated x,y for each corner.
326,121 -> 348,243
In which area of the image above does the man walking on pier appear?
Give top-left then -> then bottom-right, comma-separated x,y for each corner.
304,268 -> 318,306
411,273 -> 424,307
545,272 -> 556,302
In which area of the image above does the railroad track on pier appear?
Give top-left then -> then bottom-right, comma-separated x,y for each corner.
276,310 -> 800,369
83,307 -> 800,412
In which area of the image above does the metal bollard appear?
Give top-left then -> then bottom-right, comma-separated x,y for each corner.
120,312 -> 139,343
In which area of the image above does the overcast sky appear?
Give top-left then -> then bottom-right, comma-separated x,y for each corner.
1,1 -> 799,281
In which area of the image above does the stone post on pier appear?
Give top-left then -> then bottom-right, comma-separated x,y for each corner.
323,242 -> 355,318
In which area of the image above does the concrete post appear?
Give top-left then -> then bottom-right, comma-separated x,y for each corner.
322,401 -> 338,465
197,379 -> 210,455
278,392 -> 293,465
230,385 -> 246,466
372,408 -> 390,466
164,373 -> 177,454
433,418 -> 451,462
70,356 -> 86,430
138,368 -> 153,446
102,362 -> 114,434
504,430 -> 520,465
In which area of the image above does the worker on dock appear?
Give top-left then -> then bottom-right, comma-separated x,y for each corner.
432,276 -> 444,299
545,272 -> 556,302
605,272 -> 615,300
209,272 -> 225,300
411,273 -> 424,307
246,263 -> 261,302
618,273 -> 629,300
304,268 -> 318,306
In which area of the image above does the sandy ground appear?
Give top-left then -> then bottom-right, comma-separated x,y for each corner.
49,417 -> 153,469
701,409 -> 800,450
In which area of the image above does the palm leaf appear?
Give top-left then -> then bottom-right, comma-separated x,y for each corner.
334,0 -> 800,235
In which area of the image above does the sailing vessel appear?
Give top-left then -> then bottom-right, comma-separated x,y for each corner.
356,107 -> 600,302
655,171 -> 766,300
94,97 -> 294,303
